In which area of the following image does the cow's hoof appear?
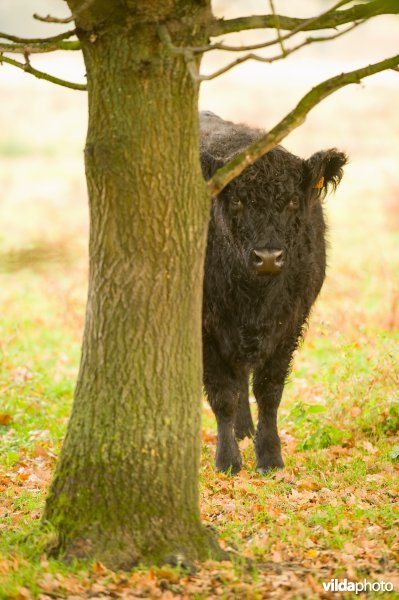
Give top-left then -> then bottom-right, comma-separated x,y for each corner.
215,453 -> 242,474
217,464 -> 242,475
256,457 -> 284,475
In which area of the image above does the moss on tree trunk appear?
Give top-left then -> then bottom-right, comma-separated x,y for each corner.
44,3 -> 222,568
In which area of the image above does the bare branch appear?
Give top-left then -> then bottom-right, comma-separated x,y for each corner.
160,1 -> 364,84
199,21 -> 364,82
209,0 -> 399,37
33,0 -> 96,24
188,0 -> 352,53
0,54 -> 87,91
33,13 -> 73,24
207,53 -> 399,198
0,40 -> 80,54
269,0 -> 286,57
0,30 -> 77,44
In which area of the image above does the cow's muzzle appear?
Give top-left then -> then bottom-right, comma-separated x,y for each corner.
250,248 -> 285,275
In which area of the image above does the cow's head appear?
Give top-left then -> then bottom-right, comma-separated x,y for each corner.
201,145 -> 347,277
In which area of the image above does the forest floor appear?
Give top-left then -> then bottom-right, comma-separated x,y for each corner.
1,152 -> 398,599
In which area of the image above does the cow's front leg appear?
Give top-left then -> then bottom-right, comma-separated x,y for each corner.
253,378 -> 285,473
253,346 -> 294,473
207,381 -> 242,474
204,345 -> 242,474
214,397 -> 242,474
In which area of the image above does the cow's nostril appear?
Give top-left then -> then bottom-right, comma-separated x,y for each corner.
274,250 -> 285,266
251,250 -> 264,267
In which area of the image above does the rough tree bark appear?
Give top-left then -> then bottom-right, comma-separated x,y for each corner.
43,0 -> 223,568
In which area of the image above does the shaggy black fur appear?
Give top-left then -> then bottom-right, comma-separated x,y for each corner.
200,111 -> 347,474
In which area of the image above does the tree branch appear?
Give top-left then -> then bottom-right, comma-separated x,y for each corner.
188,0 -> 352,53
198,21 -> 363,82
0,54 -> 87,91
207,53 -> 399,198
160,13 -> 364,83
161,1 -> 351,56
33,13 -> 74,24
33,0 -> 96,24
0,30 -> 77,44
269,0 -> 286,57
0,40 -> 80,53
209,0 -> 399,37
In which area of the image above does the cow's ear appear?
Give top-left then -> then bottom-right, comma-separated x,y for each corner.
200,148 -> 224,180
305,149 -> 348,197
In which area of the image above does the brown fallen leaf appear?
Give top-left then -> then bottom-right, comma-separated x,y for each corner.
92,561 -> 107,575
272,550 -> 283,563
239,437 -> 251,450
296,477 -> 321,492
201,430 -> 216,444
32,444 -> 49,458
16,587 -> 32,600
0,413 -> 12,426
0,558 -> 10,575
343,541 -> 363,556
37,573 -> 59,593
363,440 -> 378,454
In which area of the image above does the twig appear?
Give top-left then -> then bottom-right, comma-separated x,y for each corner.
0,30 -> 77,44
0,40 -> 80,53
269,0 -> 285,57
209,0 -> 399,37
0,54 -> 87,91
160,19 -> 363,83
199,21 -> 364,82
207,53 -> 399,197
188,0 -> 352,53
33,13 -> 74,24
34,0 -> 96,24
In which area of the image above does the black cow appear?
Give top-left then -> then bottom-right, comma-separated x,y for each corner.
200,111 -> 347,473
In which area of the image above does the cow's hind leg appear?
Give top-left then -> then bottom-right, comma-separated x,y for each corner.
234,374 -> 255,440
204,346 -> 242,474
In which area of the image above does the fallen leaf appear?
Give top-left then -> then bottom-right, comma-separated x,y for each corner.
239,437 -> 251,450
296,477 -> 321,491
16,587 -> 32,600
201,431 -> 216,444
366,473 -> 384,483
0,413 -> 12,426
363,441 -> 378,454
32,444 -> 49,458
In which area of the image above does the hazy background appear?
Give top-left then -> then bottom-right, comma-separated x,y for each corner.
0,1 -> 398,330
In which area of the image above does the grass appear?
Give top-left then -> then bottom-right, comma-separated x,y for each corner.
0,143 -> 398,597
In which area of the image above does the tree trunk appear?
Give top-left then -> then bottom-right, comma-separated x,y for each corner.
44,2 -> 222,568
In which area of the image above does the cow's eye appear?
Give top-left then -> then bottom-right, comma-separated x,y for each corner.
288,197 -> 299,210
231,198 -> 243,211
